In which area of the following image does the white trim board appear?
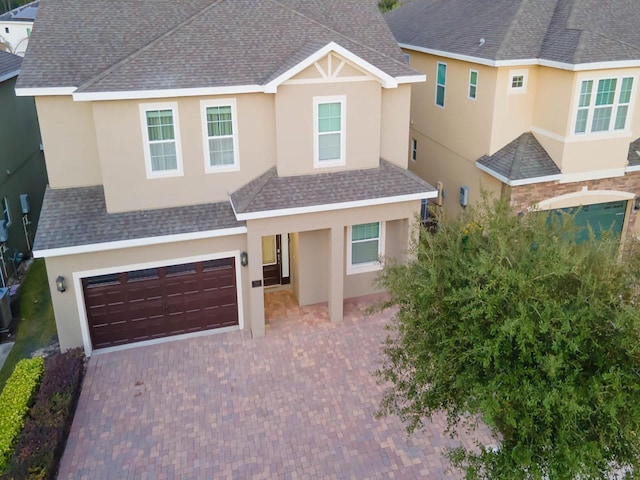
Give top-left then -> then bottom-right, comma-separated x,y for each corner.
33,226 -> 248,258
398,43 -> 640,71
14,86 -> 76,96
476,161 -> 561,186
0,69 -> 19,83
231,191 -> 438,221
72,249 -> 245,357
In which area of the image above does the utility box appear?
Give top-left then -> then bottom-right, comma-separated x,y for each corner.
0,287 -> 12,330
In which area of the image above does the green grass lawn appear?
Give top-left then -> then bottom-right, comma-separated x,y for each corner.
0,259 -> 57,391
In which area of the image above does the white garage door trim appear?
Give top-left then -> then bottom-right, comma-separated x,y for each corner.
73,250 -> 244,356
532,189 -> 634,211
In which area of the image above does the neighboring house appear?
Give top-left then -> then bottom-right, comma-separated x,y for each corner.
16,0 -> 434,355
385,0 -> 640,242
0,50 -> 46,283
0,1 -> 37,56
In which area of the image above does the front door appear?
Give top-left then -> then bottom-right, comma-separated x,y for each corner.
262,235 -> 282,287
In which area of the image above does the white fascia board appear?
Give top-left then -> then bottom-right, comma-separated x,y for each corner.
72,85 -> 264,102
264,41 -> 398,93
396,74 -> 427,84
14,86 -> 77,96
33,226 -> 247,258
476,161 -> 561,186
234,192 -> 438,221
0,69 -> 19,84
398,43 -> 640,71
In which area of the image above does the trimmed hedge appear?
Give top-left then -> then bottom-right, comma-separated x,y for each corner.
2,349 -> 84,480
0,357 -> 45,472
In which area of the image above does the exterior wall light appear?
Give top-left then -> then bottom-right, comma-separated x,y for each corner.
240,251 -> 248,267
56,275 -> 66,293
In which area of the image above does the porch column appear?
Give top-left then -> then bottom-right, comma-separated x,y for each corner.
247,230 -> 265,337
328,226 -> 344,322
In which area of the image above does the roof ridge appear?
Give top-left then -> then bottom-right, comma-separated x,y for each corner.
495,0 -> 530,59
508,133 -> 528,178
76,0 -> 225,92
268,0 -> 413,75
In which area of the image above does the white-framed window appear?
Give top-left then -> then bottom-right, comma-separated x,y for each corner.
313,95 -> 346,167
347,222 -> 385,274
435,62 -> 447,107
200,98 -> 240,173
139,102 -> 183,178
508,69 -> 528,94
574,76 -> 635,135
469,70 -> 478,99
1,197 -> 10,227
411,138 -> 417,162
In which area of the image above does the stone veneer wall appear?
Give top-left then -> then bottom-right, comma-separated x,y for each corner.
507,171 -> 640,241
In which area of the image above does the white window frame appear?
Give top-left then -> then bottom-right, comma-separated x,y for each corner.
139,102 -> 183,179
411,138 -> 417,162
572,74 -> 637,136
347,221 -> 385,275
435,62 -> 447,107
313,95 -> 346,168
200,98 -> 240,173
508,69 -> 528,94
1,197 -> 10,227
469,70 -> 478,100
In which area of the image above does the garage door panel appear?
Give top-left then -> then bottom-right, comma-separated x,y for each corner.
82,258 -> 238,349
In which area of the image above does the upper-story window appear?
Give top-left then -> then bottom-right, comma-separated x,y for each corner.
469,70 -> 478,100
436,62 -> 447,107
201,99 -> 239,173
314,95 -> 346,167
411,138 -> 417,162
140,102 -> 183,178
508,69 -> 527,94
574,77 -> 634,134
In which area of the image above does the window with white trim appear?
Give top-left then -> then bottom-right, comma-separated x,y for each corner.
508,69 -> 528,94
411,138 -> 417,162
469,70 -> 478,99
1,197 -> 10,227
436,62 -> 446,107
201,99 -> 239,172
348,222 -> 384,274
314,96 -> 346,167
140,103 -> 183,178
574,76 -> 634,134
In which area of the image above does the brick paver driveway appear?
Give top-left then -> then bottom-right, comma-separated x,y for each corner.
59,292 -> 495,479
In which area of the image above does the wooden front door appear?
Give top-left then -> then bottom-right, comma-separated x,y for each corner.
262,234 -> 282,287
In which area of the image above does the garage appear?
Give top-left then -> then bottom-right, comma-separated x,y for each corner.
82,257 -> 238,349
550,200 -> 627,243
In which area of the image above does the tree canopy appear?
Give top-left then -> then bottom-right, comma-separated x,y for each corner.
375,195 -> 640,479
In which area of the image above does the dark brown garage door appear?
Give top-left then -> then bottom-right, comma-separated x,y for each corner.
82,258 -> 238,349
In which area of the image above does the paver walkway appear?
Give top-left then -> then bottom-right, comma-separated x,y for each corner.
58,292 -> 495,479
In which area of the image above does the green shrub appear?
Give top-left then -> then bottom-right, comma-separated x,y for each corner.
3,349 -> 85,480
0,357 -> 44,472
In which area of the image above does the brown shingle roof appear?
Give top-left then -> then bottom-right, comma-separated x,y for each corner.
385,0 -> 640,65
18,0 -> 417,91
628,138 -> 640,168
231,160 -> 436,216
477,133 -> 561,184
0,51 -> 21,80
34,186 -> 244,251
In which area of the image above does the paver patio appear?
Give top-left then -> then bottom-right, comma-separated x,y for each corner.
58,291 -> 495,479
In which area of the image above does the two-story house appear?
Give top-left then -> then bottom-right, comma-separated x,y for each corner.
0,50 -> 46,282
0,1 -> 37,56
386,0 -> 640,242
16,0 -> 434,355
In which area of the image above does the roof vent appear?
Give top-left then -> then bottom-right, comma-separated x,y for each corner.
479,38 -> 485,47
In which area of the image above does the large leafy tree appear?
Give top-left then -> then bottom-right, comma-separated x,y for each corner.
375,195 -> 640,479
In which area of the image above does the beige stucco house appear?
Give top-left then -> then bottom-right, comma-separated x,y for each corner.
16,0 -> 435,355
386,0 -> 640,242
